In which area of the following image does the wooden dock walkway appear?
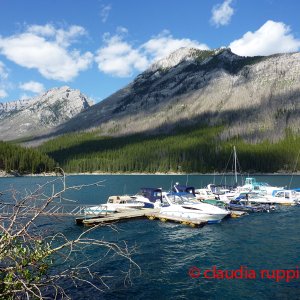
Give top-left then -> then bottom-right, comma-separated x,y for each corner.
80,208 -> 159,226
80,208 -> 207,227
79,208 -> 248,227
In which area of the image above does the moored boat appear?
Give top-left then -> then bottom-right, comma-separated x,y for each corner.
160,192 -> 230,224
241,177 -> 284,195
84,195 -> 144,215
131,187 -> 163,208
227,198 -> 275,213
264,190 -> 299,206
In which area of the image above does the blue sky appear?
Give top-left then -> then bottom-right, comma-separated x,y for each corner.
0,0 -> 300,103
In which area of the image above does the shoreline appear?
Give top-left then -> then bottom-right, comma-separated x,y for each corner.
1,170 -> 300,178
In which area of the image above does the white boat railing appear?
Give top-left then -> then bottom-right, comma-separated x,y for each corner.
0,201 -> 108,217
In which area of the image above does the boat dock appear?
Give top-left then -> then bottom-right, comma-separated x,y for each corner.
0,199 -> 247,227
146,213 -> 207,227
79,208 -> 209,227
79,208 -> 158,226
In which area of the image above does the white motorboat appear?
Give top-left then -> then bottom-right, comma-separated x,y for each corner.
194,188 -> 217,200
160,192 -> 230,224
104,195 -> 145,210
234,192 -> 275,204
264,190 -> 299,206
84,195 -> 144,215
241,177 -> 284,195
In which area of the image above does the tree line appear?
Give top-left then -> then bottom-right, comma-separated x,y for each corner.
37,126 -> 300,174
0,141 -> 55,174
1,126 -> 299,175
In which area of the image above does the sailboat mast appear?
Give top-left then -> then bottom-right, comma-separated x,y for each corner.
234,146 -> 237,185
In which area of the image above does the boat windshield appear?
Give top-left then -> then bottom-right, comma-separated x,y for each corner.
167,194 -> 185,205
166,193 -> 198,205
180,193 -> 198,202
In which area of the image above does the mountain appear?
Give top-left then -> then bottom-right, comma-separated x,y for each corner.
0,86 -> 93,141
49,47 -> 300,143
2,48 -> 300,144
0,99 -> 32,117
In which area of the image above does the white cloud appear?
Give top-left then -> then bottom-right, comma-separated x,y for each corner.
95,29 -> 209,77
229,20 -> 300,56
19,81 -> 45,94
0,24 -> 93,81
142,30 -> 209,62
100,4 -> 112,23
211,0 -> 234,27
0,88 -> 8,98
95,33 -> 148,77
27,24 -> 87,47
27,24 -> 56,37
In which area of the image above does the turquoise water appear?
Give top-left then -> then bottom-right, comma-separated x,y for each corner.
1,174 -> 300,299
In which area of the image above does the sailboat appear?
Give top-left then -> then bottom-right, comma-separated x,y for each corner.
216,146 -> 275,212
204,146 -> 240,201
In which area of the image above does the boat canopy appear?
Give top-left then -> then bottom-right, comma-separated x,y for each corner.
140,188 -> 162,203
172,184 -> 195,195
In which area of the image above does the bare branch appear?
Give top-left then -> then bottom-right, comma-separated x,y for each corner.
0,173 -> 139,299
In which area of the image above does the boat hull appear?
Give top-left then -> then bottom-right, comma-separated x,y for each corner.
159,206 -> 228,224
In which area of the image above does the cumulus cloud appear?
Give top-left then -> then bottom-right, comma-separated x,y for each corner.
0,24 -> 93,81
19,81 -> 45,94
27,24 -> 87,47
100,4 -> 112,23
95,29 -> 209,77
229,20 -> 300,56
211,0 -> 234,27
142,30 -> 209,62
95,31 -> 148,77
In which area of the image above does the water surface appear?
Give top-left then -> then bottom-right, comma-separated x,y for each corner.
1,174 -> 299,299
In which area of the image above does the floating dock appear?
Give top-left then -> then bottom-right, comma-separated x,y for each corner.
77,208 -> 248,227
80,208 -> 159,226
146,213 -> 207,227
80,208 -> 207,227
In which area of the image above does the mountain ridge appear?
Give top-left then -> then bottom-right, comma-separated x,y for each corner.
46,47 -> 300,143
0,86 -> 93,141
1,47 -> 300,144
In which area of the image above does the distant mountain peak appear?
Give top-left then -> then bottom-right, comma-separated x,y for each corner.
0,86 -> 94,141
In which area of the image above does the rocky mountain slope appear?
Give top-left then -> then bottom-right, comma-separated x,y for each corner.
50,47 -> 300,143
2,48 -> 300,143
0,99 -> 32,116
0,86 -> 93,141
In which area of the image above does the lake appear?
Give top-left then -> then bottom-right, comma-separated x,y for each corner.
1,174 -> 300,299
